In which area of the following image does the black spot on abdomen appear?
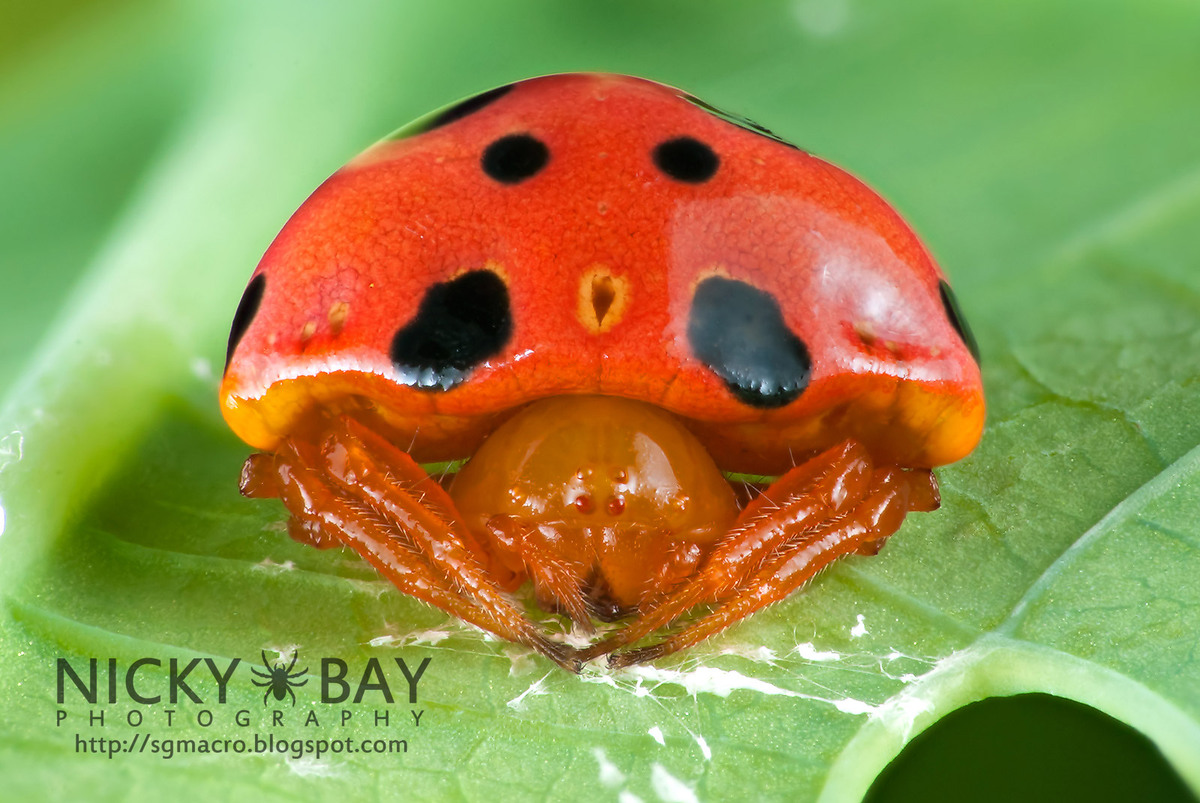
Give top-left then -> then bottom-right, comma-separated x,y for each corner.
390,270 -> 512,390
653,137 -> 719,183
225,273 -> 265,371
688,276 -> 811,408
680,93 -> 801,150
938,279 -> 980,363
482,134 -> 549,184
423,84 -> 513,132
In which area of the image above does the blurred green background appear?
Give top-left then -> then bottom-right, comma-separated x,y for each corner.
2,1 -> 1199,801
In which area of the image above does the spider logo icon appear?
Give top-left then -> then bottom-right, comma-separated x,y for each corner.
251,650 -> 309,706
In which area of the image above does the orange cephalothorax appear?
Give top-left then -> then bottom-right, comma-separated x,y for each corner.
449,396 -> 739,620
223,74 -> 984,670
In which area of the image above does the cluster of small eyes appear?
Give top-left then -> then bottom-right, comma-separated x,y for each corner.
568,466 -> 633,517
572,494 -> 627,516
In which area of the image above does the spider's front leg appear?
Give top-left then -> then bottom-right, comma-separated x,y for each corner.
579,439 -> 939,666
241,415 -> 580,672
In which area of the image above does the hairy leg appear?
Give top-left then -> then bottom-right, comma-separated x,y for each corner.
478,519 -> 711,632
609,465 -> 938,667
483,516 -> 595,630
242,416 -> 579,672
576,439 -> 875,661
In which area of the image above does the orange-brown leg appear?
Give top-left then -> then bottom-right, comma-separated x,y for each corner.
266,448 -> 504,624
608,465 -> 938,667
243,455 -> 347,550
242,417 -> 579,672
576,439 -> 875,662
483,516 -> 595,630
627,538 -> 707,613
479,520 -> 711,632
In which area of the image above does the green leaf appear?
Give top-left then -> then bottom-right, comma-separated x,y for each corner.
3,1 -> 1199,800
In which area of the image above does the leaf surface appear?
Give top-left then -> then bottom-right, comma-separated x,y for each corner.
2,2 -> 1199,800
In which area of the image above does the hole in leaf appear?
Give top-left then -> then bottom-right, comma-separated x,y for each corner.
864,693 -> 1195,803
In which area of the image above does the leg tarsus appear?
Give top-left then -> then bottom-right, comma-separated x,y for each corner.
240,453 -> 280,498
608,465 -> 919,666
908,468 -> 940,512
252,422 -> 578,671
487,517 -> 595,632
287,516 -> 342,549
320,420 -> 563,652
579,439 -> 872,662
608,641 -> 671,669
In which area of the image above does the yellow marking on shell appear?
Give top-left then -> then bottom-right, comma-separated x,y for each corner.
853,320 -> 877,345
687,264 -> 734,297
576,265 -> 631,334
328,301 -> 349,335
452,259 -> 509,284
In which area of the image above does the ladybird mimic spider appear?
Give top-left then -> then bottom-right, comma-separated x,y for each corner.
224,74 -> 984,671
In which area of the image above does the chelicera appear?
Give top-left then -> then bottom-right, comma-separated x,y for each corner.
222,74 -> 985,671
